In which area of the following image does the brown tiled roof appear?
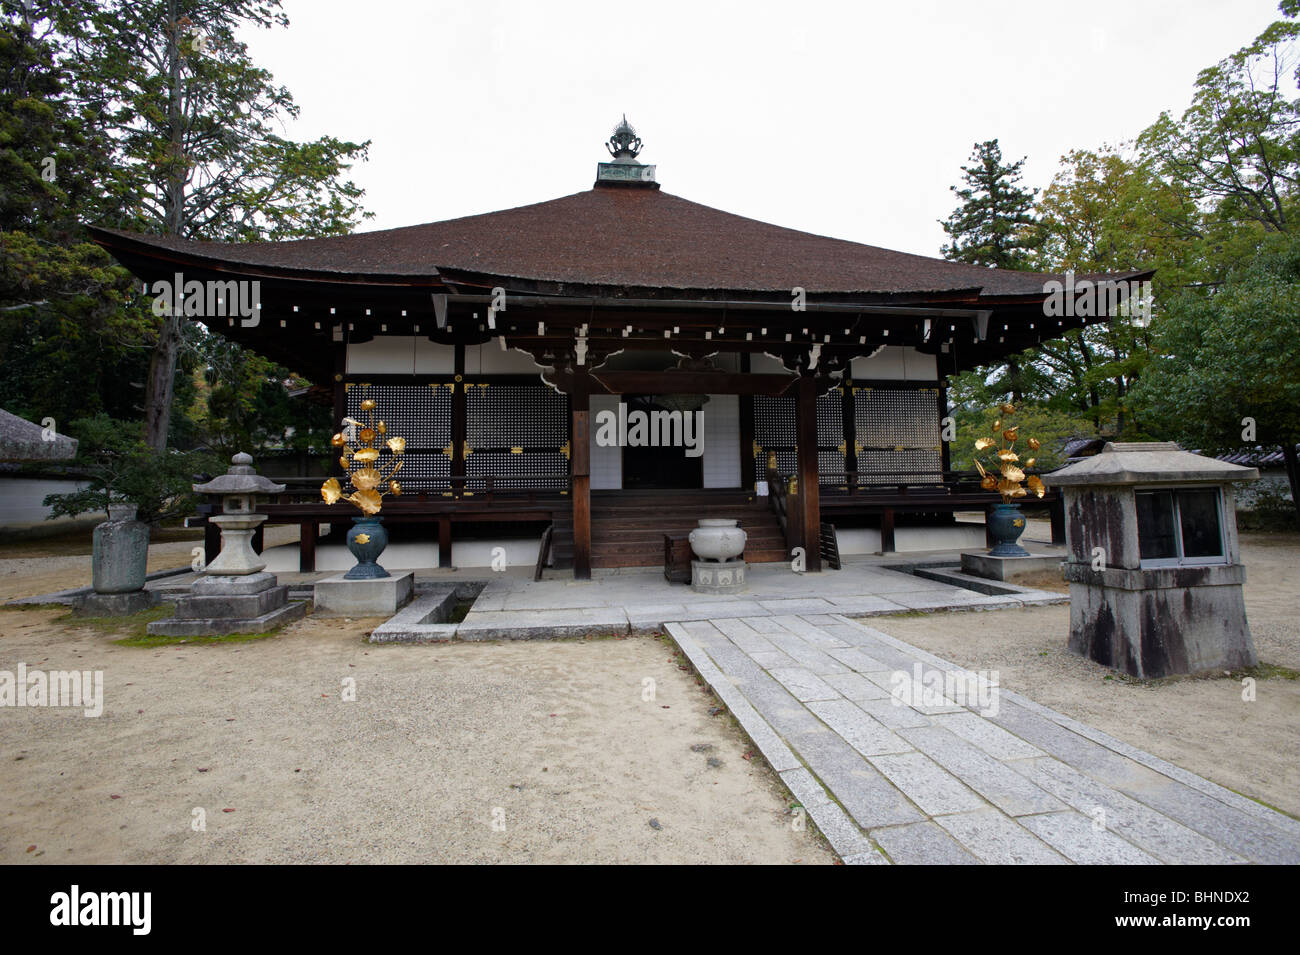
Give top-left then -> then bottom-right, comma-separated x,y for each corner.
90,185 -> 1148,298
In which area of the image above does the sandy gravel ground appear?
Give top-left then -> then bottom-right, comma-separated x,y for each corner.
0,527 -> 298,603
864,533 -> 1300,819
0,606 -> 832,864
2,527 -> 1295,862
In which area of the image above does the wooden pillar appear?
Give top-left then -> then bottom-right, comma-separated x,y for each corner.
880,508 -> 896,554
570,369 -> 592,579
331,346 -> 347,479
937,383 -> 951,483
438,517 -> 452,568
299,521 -> 316,572
842,378 -> 857,494
738,353 -> 755,491
796,375 -> 822,572
451,345 -> 466,496
1050,497 -> 1066,545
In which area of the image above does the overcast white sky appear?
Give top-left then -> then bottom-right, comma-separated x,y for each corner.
240,0 -> 1285,258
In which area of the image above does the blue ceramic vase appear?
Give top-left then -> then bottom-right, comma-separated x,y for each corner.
987,503 -> 1030,558
345,516 -> 390,579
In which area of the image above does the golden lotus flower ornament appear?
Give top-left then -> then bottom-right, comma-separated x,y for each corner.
348,491 -> 382,515
972,402 -> 1046,505
319,390 -> 408,516
351,468 -> 382,491
321,478 -> 342,504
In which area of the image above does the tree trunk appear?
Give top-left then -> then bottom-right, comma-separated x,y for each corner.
143,313 -> 182,450
141,0 -> 186,452
1005,357 -> 1023,404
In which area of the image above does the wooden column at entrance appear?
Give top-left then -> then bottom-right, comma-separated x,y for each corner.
796,375 -> 822,572
570,369 -> 592,579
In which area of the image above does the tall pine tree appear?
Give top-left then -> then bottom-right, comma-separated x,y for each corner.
940,139 -> 1042,268
940,140 -> 1043,403
28,0 -> 372,451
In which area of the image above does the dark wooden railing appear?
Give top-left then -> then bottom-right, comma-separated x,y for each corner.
260,475 -> 565,507
766,462 -> 804,556
765,467 -> 1065,553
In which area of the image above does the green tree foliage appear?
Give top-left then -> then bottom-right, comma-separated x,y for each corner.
940,139 -> 1043,270
940,140 -> 1045,405
948,4 -> 1300,460
192,334 -> 331,460
41,413 -> 215,524
1137,9 -> 1300,242
13,0 -> 370,452
0,6 -> 155,426
948,403 -> 1099,474
1135,235 -> 1300,514
1028,149 -> 1170,435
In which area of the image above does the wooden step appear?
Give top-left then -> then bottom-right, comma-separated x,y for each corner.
592,553 -> 788,568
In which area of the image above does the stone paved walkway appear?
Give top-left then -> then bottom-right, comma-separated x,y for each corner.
362,559 -> 1066,641
668,613 -> 1300,865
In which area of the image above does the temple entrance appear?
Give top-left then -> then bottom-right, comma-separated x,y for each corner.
619,394 -> 705,489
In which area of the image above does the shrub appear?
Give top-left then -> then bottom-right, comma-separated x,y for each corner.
42,415 -> 215,525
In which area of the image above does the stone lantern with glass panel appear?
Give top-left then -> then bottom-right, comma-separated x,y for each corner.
1048,442 -> 1259,678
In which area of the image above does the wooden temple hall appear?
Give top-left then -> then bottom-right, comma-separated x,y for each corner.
90,120 -> 1146,579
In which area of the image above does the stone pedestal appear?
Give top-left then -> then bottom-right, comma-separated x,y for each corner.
1062,563 -> 1256,676
1049,442 -> 1260,678
91,507 -> 150,594
314,572 -> 414,616
691,560 -> 747,595
74,589 -> 157,616
147,572 -> 306,636
204,512 -> 268,575
78,505 -> 153,615
961,551 -> 1063,582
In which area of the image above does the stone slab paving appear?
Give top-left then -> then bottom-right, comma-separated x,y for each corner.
351,557 -> 1067,642
666,613 -> 1300,865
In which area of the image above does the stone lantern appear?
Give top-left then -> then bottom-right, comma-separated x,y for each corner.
147,452 -> 306,636
1048,442 -> 1259,678
193,452 -> 284,575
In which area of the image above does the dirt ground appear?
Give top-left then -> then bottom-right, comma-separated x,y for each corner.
2,526 -> 1296,862
0,526 -> 290,604
0,525 -> 836,863
865,532 -> 1300,819
0,607 -> 833,864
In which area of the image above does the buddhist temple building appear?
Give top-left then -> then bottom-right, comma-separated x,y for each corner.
89,119 -> 1150,579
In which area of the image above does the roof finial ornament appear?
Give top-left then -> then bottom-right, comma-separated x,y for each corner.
595,115 -> 657,187
606,114 -> 642,163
